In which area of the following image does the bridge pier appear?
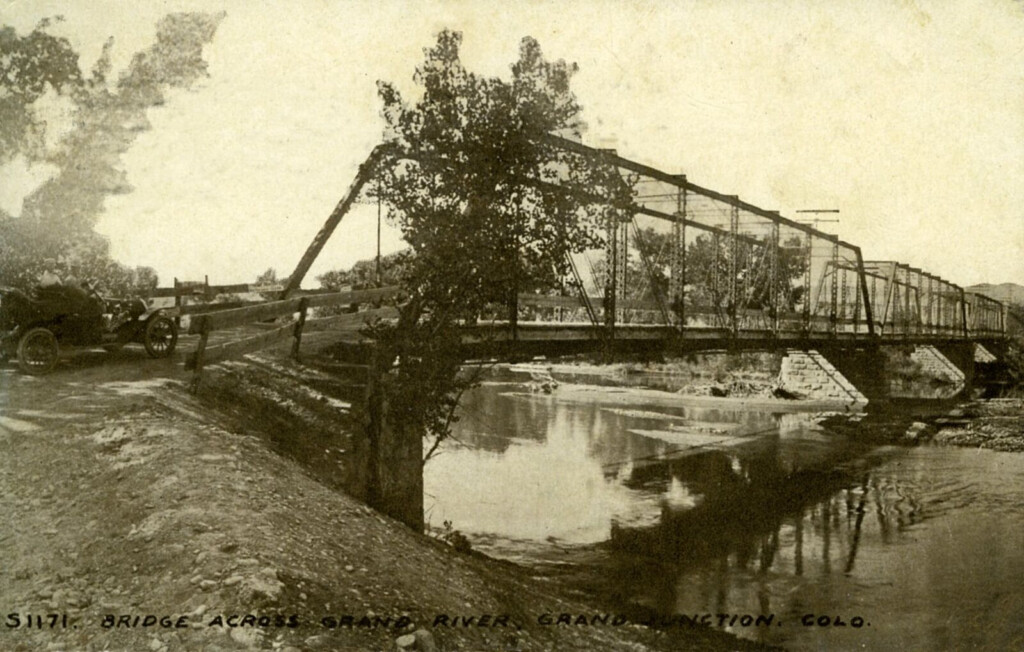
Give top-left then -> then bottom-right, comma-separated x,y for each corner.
817,346 -> 890,401
780,342 -> 991,404
912,343 -> 972,392
364,351 -> 425,532
778,349 -> 869,405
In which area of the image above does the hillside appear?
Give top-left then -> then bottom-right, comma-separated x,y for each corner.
967,282 -> 1024,306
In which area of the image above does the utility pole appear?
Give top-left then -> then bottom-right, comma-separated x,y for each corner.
795,209 -> 840,232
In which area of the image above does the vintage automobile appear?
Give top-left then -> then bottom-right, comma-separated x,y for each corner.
0,282 -> 178,374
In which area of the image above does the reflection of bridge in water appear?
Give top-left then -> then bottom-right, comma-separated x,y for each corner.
428,375 -> 1024,651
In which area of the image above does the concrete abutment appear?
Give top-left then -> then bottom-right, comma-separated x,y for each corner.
778,349 -> 869,405
780,342 -> 985,404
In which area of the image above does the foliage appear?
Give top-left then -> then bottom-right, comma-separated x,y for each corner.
254,268 -> 278,286
367,30 -> 630,458
0,13 -> 222,292
437,520 -> 472,553
316,250 -> 412,291
680,233 -> 807,325
0,18 -> 82,166
592,227 -> 807,326
375,30 -> 630,324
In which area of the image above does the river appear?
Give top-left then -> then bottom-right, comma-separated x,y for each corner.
424,380 -> 1024,651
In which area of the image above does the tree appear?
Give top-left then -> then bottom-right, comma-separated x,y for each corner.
0,18 -> 82,167
588,227 -> 809,327
316,250 -> 412,291
680,233 -> 807,327
376,30 -> 630,328
0,13 -> 222,292
366,31 -> 632,474
591,226 -> 672,312
254,268 -> 278,286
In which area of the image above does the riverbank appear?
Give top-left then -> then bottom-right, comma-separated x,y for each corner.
516,354 -> 782,399
929,398 -> 1024,452
495,358 -> 1023,452
495,358 -> 864,411
0,349 -> 762,652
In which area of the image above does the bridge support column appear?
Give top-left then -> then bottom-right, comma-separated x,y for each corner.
878,343 -> 973,399
927,342 -> 974,392
363,351 -> 425,532
974,343 -> 998,363
778,350 -> 868,406
821,346 -> 890,401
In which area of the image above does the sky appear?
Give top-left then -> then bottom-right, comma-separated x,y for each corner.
2,0 -> 1023,288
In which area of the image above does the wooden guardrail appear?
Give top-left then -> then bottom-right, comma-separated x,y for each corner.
186,286 -> 400,390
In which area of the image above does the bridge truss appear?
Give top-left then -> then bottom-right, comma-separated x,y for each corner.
282,135 -> 1006,347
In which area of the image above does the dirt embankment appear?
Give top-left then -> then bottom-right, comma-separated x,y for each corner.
0,349 -> 759,652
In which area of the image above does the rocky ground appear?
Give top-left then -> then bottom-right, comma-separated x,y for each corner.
0,342 -> 761,652
515,357 -> 784,399
930,398 -> 1024,452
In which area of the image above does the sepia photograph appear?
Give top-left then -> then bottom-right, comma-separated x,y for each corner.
2,1 -> 1023,650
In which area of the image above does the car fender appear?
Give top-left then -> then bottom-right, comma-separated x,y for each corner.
139,307 -> 179,322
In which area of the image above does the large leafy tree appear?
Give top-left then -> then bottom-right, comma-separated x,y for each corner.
376,30 -> 630,326
365,31 -> 631,469
0,13 -> 222,293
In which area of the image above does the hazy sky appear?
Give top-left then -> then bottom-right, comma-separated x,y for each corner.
3,0 -> 1023,288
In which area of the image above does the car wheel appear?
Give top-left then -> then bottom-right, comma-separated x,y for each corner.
17,327 -> 59,375
143,316 -> 178,358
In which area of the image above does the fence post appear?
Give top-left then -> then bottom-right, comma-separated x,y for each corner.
292,297 -> 309,360
190,316 -> 210,394
173,277 -> 182,328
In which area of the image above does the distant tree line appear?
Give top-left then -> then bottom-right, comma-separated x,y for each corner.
0,13 -> 222,294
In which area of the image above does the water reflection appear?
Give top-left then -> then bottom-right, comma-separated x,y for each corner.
425,382 -> 1024,650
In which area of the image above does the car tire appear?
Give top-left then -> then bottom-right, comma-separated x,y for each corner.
17,327 -> 59,375
143,316 -> 178,358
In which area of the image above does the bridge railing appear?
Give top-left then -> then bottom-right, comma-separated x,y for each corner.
183,286 -> 400,390
863,262 -> 973,338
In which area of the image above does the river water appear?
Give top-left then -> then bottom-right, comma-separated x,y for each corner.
424,381 -> 1024,651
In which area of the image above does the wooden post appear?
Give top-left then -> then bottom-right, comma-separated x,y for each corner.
190,316 -> 210,394
292,297 -> 309,360
173,277 -> 182,328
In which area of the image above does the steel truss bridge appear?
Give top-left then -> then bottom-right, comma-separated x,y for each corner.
281,134 -> 1007,356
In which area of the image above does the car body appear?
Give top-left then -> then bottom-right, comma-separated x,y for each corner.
0,284 -> 178,374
